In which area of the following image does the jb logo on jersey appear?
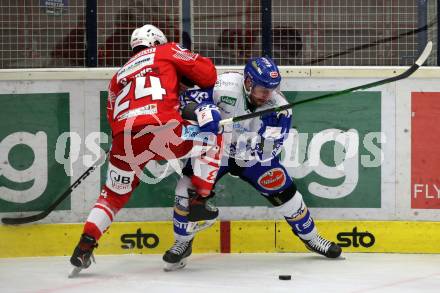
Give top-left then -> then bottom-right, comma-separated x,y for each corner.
106,162 -> 135,194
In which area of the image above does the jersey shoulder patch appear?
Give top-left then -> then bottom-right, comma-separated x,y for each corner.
169,42 -> 198,61
215,72 -> 242,91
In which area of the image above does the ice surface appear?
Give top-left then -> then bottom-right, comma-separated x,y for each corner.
0,253 -> 439,293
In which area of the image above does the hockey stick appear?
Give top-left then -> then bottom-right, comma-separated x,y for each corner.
305,21 -> 436,65
1,150 -> 109,225
219,41 -> 432,126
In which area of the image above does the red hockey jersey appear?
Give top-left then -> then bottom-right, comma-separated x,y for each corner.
106,42 -> 217,135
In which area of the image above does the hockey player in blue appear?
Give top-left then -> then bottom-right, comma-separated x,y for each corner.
163,57 -> 342,271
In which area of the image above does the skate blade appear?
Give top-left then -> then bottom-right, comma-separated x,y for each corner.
68,267 -> 82,278
164,258 -> 188,272
186,219 -> 216,233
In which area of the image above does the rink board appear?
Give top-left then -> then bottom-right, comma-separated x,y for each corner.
1,220 -> 440,258
1,67 -> 440,223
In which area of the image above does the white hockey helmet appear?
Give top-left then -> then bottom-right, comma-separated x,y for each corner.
130,24 -> 168,49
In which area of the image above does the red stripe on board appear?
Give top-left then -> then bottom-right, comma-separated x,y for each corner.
411,92 -> 440,209
220,221 -> 231,253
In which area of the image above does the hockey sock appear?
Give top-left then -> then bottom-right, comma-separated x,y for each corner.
83,189 -> 128,241
274,191 -> 317,241
173,176 -> 195,241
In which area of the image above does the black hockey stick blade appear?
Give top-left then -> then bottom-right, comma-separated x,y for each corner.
220,40 -> 432,126
2,211 -> 48,225
1,187 -> 73,225
1,151 -> 108,225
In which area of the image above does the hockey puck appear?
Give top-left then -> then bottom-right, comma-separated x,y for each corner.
278,275 -> 291,280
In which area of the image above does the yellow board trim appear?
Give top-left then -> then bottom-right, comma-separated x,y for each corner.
1,220 -> 440,258
0,222 -> 220,258
230,221 -> 275,253
254,220 -> 440,254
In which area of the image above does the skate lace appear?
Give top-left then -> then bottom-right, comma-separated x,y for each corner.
308,235 -> 332,253
170,240 -> 190,255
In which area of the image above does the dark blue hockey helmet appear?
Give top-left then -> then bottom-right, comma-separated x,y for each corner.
244,57 -> 281,90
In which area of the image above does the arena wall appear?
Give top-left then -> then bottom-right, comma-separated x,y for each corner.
1,67 -> 439,256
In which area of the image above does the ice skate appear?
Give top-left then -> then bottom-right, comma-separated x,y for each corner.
163,239 -> 193,271
68,234 -> 98,278
300,234 -> 342,258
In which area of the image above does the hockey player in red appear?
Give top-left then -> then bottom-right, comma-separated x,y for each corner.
69,24 -> 223,276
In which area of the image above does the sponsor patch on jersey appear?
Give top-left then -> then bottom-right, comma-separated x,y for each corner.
220,95 -> 237,106
117,53 -> 155,82
270,71 -> 279,78
106,163 -> 135,194
117,104 -> 158,121
215,78 -> 239,88
257,168 -> 286,190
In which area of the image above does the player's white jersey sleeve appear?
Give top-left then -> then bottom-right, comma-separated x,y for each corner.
213,72 -> 291,161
